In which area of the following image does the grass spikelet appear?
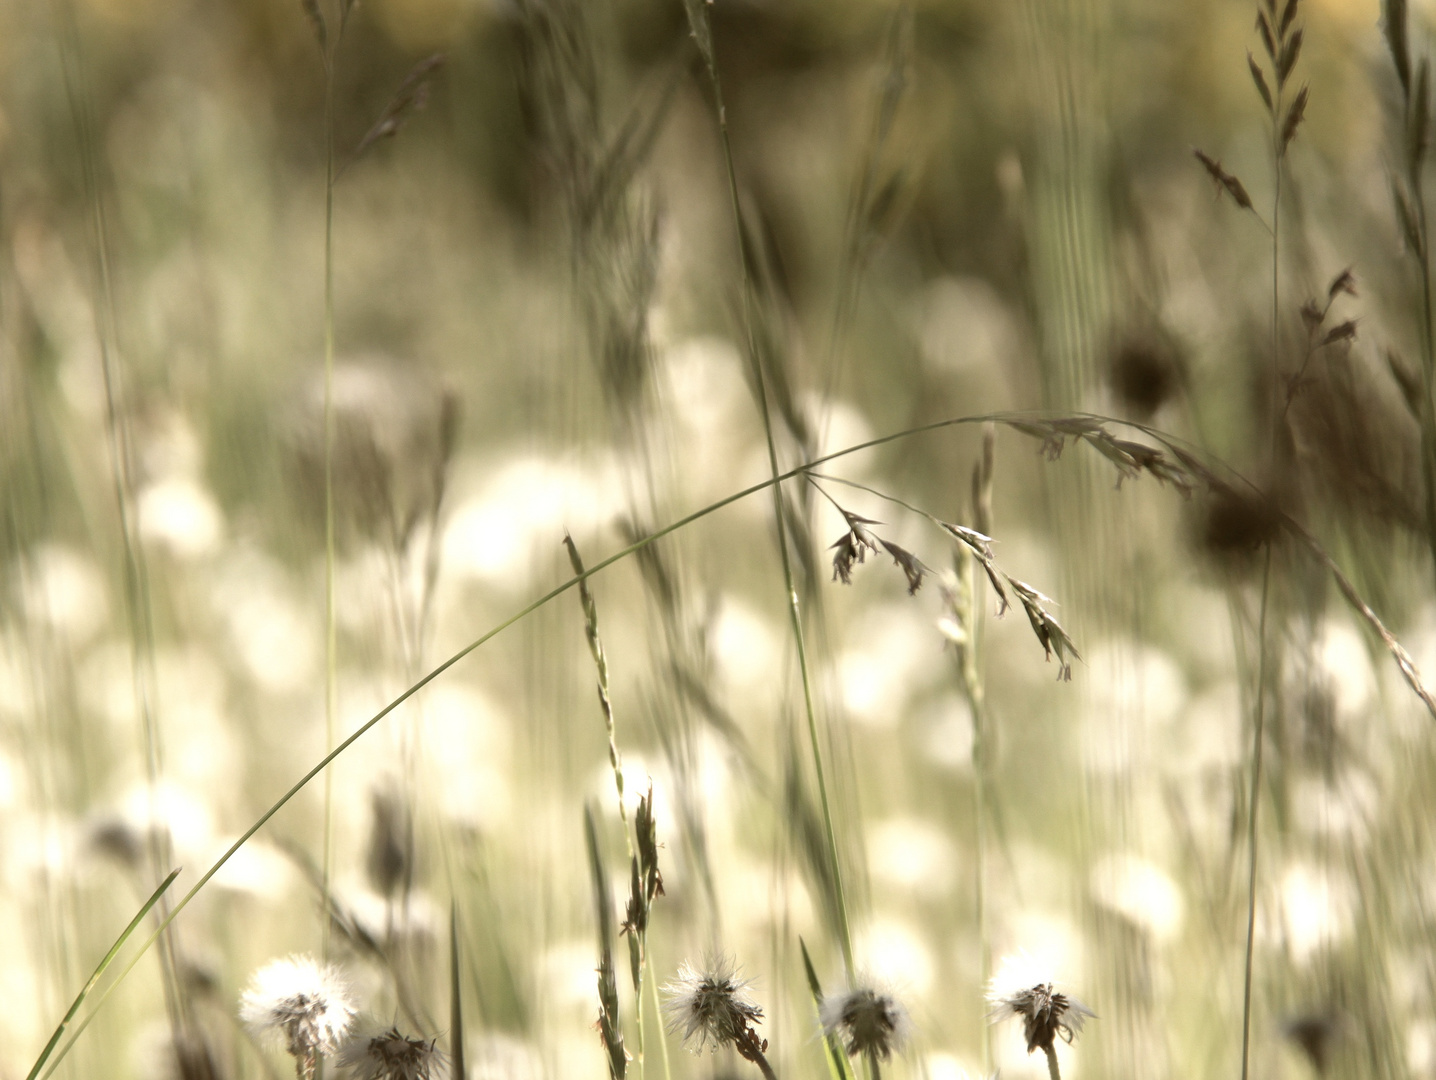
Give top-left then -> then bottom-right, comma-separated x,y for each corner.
1249,53 -> 1274,114
564,534 -> 626,827
1010,579 -> 1080,680
348,54 -> 447,169
1193,149 -> 1255,211
584,805 -> 627,1080
1256,10 -> 1277,60
1277,27 -> 1303,88
1278,0 -> 1300,37
1281,85 -> 1309,154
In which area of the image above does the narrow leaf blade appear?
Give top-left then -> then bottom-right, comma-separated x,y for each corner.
26,869 -> 181,1080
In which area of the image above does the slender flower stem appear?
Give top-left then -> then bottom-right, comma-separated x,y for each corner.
648,967 -> 672,1080
736,1030 -> 779,1080
1410,123 -> 1436,582
1043,1045 -> 1062,1080
53,0 -> 186,1037
1239,545 -> 1273,1080
320,21 -> 338,966
691,6 -> 854,975
1270,84 -> 1283,461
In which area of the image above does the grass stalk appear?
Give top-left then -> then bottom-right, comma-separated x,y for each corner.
1043,1044 -> 1062,1080
647,964 -> 672,1080
449,902 -> 467,1080
564,534 -> 654,1079
1238,545 -> 1273,1080
682,0 -> 855,978
319,14 -> 339,967
966,431 -> 996,1074
24,869 -> 179,1080
52,0 -> 186,1039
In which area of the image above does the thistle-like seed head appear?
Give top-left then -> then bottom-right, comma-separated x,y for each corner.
820,983 -> 910,1061
662,957 -> 765,1054
239,955 -> 355,1075
986,955 -> 1093,1055
338,1027 -> 447,1080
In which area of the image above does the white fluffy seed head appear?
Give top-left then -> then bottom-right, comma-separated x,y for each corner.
986,953 -> 1093,1055
662,956 -> 764,1054
239,955 -> 356,1066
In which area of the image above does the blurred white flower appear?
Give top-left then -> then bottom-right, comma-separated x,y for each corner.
15,544 -> 108,643
138,477 -> 223,557
240,955 -> 355,1078
866,817 -> 958,900
1089,853 -> 1184,941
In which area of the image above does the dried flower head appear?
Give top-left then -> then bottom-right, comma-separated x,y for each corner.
831,512 -> 883,585
662,957 -> 765,1054
240,955 -> 355,1079
820,982 -> 910,1062
338,1027 -> 447,1080
986,958 -> 1094,1056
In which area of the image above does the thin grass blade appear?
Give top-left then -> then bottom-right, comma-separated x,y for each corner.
26,869 -> 180,1080
450,901 -> 467,1080
800,937 -> 853,1080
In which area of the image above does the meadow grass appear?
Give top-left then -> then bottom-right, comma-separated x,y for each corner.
8,2 -> 1436,1080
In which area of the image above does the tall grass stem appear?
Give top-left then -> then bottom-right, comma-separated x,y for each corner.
1238,545 -> 1273,1080
687,3 -> 856,978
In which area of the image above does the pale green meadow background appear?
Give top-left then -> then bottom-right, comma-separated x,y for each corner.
1,0 -> 1434,1078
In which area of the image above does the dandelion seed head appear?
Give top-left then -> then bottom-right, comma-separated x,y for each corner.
986,953 -> 1093,1054
239,955 -> 355,1068
820,981 -> 911,1061
662,956 -> 764,1054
